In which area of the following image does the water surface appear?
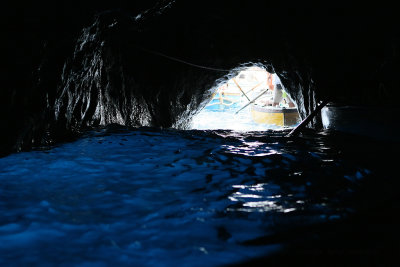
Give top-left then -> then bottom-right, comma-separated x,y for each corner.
0,127 -> 396,266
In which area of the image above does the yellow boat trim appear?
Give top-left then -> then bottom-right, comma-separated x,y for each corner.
251,105 -> 300,126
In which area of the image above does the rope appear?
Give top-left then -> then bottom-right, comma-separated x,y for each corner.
137,46 -> 232,72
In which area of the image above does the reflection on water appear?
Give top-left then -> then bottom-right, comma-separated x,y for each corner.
228,184 -> 294,213
0,127 -> 395,266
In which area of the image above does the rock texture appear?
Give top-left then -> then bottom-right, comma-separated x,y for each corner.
1,0 -> 399,155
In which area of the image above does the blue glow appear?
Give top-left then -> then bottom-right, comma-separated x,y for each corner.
0,128 -> 371,265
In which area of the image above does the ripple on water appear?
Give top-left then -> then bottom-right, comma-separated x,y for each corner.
0,127 -> 384,266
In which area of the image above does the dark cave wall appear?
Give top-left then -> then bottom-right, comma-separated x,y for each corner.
1,0 -> 399,155
53,10 -> 223,132
52,1 -> 321,134
0,1 -> 164,153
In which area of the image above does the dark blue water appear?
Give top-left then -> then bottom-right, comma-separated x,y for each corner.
0,127 -> 397,266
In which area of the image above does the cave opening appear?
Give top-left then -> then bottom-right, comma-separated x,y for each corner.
190,66 -> 301,131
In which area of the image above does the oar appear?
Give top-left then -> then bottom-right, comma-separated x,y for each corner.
233,78 -> 251,102
286,100 -> 329,137
235,89 -> 269,114
244,80 -> 264,95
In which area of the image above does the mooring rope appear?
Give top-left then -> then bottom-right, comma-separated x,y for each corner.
137,46 -> 232,72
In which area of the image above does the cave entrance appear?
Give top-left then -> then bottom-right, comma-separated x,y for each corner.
190,66 -> 301,131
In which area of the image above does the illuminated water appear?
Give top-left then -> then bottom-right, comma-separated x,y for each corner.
0,126 -> 397,266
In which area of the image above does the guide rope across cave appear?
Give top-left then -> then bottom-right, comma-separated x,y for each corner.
137,46 -> 232,72
135,46 -> 303,130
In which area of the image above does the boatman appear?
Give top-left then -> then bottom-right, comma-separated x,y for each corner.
264,73 -> 283,107
271,74 -> 283,106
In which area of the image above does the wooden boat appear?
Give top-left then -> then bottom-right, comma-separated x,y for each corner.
321,103 -> 400,141
205,84 -> 244,111
251,104 -> 300,126
205,76 -> 265,111
205,94 -> 242,110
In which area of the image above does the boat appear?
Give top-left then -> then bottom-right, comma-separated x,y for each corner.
205,73 -> 267,111
204,81 -> 245,111
205,93 -> 242,110
321,103 -> 400,141
251,104 -> 300,126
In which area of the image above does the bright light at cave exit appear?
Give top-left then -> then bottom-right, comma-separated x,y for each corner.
190,66 -> 300,131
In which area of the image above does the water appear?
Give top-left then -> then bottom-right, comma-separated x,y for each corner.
0,126 -> 398,266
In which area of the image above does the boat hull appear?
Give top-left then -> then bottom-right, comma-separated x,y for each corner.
251,105 -> 300,126
205,95 -> 243,111
321,104 -> 400,141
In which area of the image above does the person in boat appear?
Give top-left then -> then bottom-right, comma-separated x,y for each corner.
262,73 -> 283,107
216,84 -> 234,106
281,91 -> 296,108
259,73 -> 296,108
218,84 -> 226,104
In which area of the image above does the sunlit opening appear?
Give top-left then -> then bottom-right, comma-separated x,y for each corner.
190,66 -> 301,131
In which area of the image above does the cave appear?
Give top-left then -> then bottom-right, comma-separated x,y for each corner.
1,1 -> 399,266
2,1 -> 399,153
190,65 -> 301,130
